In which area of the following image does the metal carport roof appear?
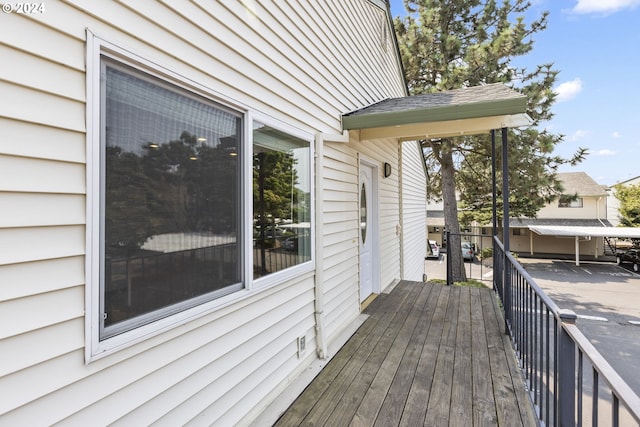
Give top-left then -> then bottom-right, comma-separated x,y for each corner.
528,225 -> 640,266
529,225 -> 640,239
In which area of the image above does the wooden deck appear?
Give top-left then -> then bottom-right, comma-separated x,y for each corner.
275,281 -> 537,426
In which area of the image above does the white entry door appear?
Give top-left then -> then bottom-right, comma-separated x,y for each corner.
359,161 -> 377,303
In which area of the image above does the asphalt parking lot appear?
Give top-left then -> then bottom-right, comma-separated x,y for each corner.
513,258 -> 640,396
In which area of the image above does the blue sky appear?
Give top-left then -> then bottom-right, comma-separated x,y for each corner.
389,0 -> 640,186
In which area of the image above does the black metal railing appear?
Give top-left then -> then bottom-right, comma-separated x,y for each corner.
443,230 -> 493,285
494,236 -> 640,426
253,234 -> 311,278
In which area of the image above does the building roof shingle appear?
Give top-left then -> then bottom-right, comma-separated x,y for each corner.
558,172 -> 607,197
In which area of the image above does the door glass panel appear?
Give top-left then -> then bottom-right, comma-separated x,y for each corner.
360,182 -> 367,244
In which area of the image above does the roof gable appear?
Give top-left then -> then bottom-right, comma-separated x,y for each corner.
558,172 -> 607,197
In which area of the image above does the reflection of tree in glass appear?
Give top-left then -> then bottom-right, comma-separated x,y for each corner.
105,146 -> 153,256
106,130 -> 239,258
253,151 -> 298,223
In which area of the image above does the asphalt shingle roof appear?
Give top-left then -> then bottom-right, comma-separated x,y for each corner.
344,83 -> 525,117
557,172 -> 607,197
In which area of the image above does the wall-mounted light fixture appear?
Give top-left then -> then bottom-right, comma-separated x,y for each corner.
383,162 -> 392,178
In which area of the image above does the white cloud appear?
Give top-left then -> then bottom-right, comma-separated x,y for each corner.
612,131 -> 622,138
570,129 -> 589,141
554,78 -> 583,102
594,149 -> 617,156
572,0 -> 640,14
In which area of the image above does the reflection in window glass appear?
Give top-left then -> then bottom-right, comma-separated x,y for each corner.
253,122 -> 311,279
102,61 -> 243,339
558,196 -> 583,208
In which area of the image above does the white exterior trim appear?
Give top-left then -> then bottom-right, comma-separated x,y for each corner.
358,154 -> 381,298
85,33 -> 316,361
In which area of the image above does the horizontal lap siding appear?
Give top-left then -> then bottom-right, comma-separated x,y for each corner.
320,137 -> 403,344
359,139 -> 402,290
321,143 -> 360,340
0,0 -> 406,425
1,277 -> 316,425
401,141 -> 428,280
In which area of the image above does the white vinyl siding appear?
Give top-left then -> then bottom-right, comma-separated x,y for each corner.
0,1 -> 408,425
401,141 -> 428,280
320,142 -> 361,338
319,136 -> 404,341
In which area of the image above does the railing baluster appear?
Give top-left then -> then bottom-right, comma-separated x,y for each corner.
545,307 -> 551,425
537,294 -> 543,408
532,290 -> 537,399
559,309 -> 578,427
593,369 -> 598,427
492,236 -> 640,426
554,315 -> 559,426
578,350 -> 583,427
528,281 -> 532,395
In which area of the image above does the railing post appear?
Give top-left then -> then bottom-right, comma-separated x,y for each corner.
501,128 -> 511,335
446,229 -> 451,286
558,309 -> 578,427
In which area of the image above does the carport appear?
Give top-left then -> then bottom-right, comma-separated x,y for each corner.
528,225 -> 640,266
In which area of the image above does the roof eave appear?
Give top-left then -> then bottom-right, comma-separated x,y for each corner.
354,113 -> 532,141
342,96 -> 527,130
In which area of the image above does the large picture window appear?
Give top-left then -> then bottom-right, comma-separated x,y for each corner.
100,60 -> 243,339
88,42 -> 315,354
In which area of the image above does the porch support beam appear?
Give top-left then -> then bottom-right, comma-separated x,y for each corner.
502,127 -> 511,335
358,113 -> 530,141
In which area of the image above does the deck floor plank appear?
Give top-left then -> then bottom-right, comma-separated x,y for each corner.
423,285 -> 460,426
481,288 -> 525,427
471,287 -> 499,427
450,287 -> 474,426
373,284 -> 442,427
275,282 -> 536,427
350,283 -> 436,426
322,284 -> 427,426
297,284 -> 423,426
273,293 -> 395,426
399,285 -> 450,427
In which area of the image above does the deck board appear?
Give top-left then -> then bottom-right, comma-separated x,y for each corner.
450,287 -> 473,426
274,281 -> 536,427
400,284 -> 450,427
373,284 -> 440,427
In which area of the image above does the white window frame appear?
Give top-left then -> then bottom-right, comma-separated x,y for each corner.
559,196 -> 584,208
85,32 -> 314,362
249,111 -> 316,289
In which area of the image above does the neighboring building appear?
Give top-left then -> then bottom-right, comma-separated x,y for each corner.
0,1 -> 531,424
509,171 -> 610,257
608,175 -> 640,227
426,199 -> 445,246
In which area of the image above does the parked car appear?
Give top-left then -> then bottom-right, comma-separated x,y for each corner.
282,235 -> 299,251
426,240 -> 440,259
461,241 -> 475,262
616,248 -> 640,272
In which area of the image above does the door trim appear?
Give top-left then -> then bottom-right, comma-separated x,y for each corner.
358,156 -> 380,305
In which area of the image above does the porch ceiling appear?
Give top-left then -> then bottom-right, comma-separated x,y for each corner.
342,83 -> 531,140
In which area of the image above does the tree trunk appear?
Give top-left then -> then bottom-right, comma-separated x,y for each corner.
440,140 -> 467,282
